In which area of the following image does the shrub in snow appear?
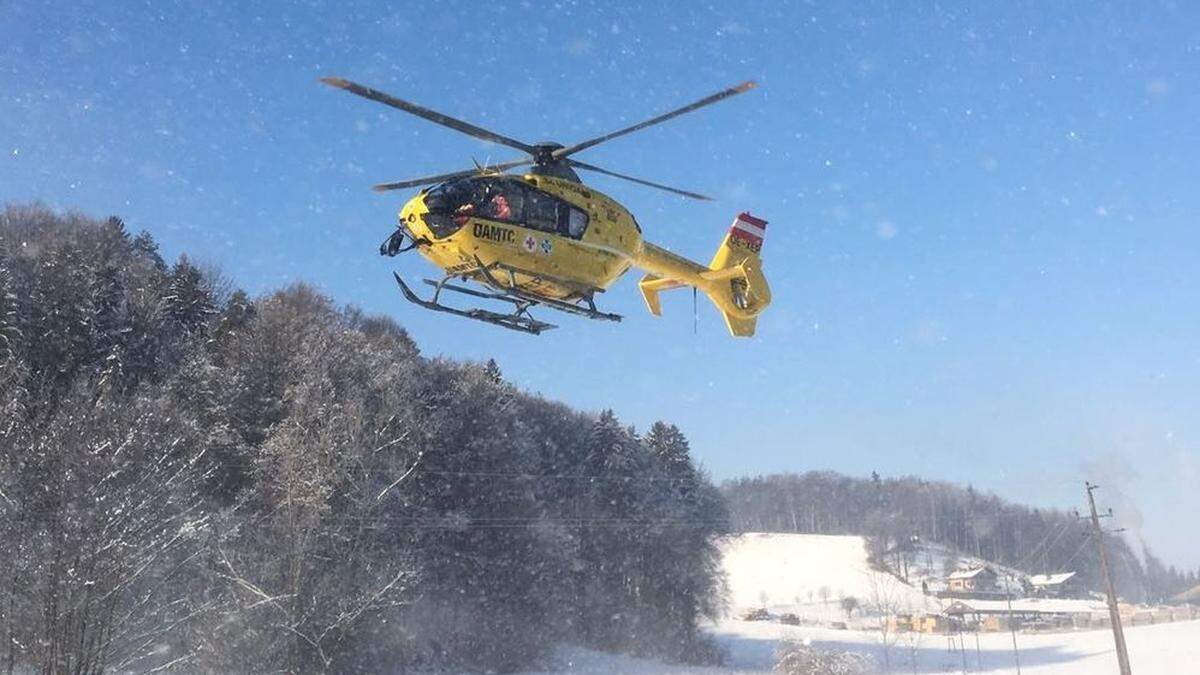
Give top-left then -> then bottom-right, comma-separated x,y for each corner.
775,640 -> 873,675
679,634 -> 729,666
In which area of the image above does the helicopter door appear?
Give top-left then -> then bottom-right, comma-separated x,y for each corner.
523,188 -> 589,240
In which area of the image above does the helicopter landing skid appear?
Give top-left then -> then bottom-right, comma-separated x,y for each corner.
471,260 -> 623,324
392,272 -> 557,335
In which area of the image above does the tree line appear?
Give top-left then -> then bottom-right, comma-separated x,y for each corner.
721,471 -> 1197,604
0,205 -> 729,673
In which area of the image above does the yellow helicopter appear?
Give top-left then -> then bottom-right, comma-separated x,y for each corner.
322,77 -> 771,336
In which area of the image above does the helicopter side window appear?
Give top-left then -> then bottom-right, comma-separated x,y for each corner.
564,206 -> 589,239
524,189 -> 560,233
479,182 -> 524,223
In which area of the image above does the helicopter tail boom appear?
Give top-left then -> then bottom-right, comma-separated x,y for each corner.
636,213 -> 771,337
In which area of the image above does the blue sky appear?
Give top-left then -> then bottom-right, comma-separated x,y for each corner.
3,1 -> 1198,568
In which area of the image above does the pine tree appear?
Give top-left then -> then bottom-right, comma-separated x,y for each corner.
163,255 -> 216,335
24,240 -> 97,390
131,230 -> 166,271
89,262 -> 126,377
574,411 -> 648,648
208,288 -> 253,360
642,421 -> 728,660
93,216 -> 131,266
646,421 -> 693,483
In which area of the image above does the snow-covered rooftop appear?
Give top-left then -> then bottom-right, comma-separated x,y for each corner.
1029,571 -> 1077,586
947,567 -> 994,579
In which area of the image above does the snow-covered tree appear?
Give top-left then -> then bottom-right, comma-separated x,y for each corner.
163,255 -> 216,335
0,206 -> 732,672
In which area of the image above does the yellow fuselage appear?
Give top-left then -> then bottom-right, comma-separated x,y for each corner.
400,174 -> 642,300
398,173 -> 768,334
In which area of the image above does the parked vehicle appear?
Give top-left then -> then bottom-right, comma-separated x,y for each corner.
740,608 -> 771,621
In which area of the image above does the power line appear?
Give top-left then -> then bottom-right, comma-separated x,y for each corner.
1015,519 -> 1076,572
196,457 -> 715,484
1060,535 -> 1093,571
1014,519 -> 1068,571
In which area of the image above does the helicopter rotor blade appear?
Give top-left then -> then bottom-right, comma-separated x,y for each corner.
553,81 -> 756,160
321,77 -> 537,155
371,158 -> 533,192
567,160 -> 712,201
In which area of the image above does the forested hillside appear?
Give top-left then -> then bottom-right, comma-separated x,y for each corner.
0,205 -> 728,673
722,472 -> 1197,604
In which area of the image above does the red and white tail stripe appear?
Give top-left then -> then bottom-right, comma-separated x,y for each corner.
729,212 -> 767,249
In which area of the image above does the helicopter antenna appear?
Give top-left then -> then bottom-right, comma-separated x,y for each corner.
471,156 -> 497,175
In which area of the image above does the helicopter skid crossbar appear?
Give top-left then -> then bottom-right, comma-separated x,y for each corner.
473,259 -> 622,323
393,272 -> 556,335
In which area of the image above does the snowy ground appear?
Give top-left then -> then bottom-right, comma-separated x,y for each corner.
519,533 -> 1200,673
527,618 -> 1200,674
718,533 -> 936,623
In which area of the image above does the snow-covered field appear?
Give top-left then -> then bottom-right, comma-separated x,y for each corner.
520,533 -> 1200,673
531,618 -> 1200,674
718,532 -> 935,622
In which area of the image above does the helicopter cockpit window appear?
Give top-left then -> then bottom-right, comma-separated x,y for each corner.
424,178 -> 478,215
420,178 -> 484,238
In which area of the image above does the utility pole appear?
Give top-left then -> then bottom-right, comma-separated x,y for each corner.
1084,482 -> 1132,675
1004,573 -> 1022,675
974,628 -> 982,670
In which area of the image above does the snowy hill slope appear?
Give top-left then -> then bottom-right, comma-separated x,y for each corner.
718,532 -> 934,617
881,539 -> 1028,595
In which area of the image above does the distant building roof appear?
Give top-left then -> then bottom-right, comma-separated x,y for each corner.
1029,572 -> 1077,587
948,567 -> 994,580
944,597 -> 1105,616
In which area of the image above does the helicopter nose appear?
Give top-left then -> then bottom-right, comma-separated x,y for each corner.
398,206 -> 421,234
399,204 -> 442,242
